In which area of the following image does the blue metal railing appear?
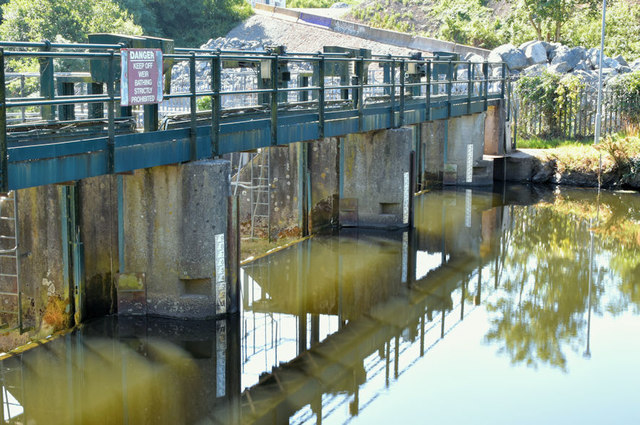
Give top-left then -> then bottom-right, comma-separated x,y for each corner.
0,40 -> 506,192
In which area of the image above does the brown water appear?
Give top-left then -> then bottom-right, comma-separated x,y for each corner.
1,186 -> 639,424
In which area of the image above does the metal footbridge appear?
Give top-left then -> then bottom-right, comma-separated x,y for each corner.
0,37 -> 506,193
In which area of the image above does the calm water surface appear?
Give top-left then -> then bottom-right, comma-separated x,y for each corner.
1,186 -> 639,424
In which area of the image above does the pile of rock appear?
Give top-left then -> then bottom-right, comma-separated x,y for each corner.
487,41 -> 640,84
171,37 -> 265,93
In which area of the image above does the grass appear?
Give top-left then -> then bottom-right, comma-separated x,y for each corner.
517,137 -> 594,149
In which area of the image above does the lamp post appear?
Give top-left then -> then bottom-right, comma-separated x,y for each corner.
594,0 -> 607,189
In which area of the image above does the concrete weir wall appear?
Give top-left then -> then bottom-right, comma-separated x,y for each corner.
123,160 -> 231,319
342,128 -> 413,228
420,110 -> 496,186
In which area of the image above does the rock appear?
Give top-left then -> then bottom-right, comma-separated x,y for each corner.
618,65 -> 632,74
523,41 -> 548,65
464,52 -> 485,63
573,59 -> 590,71
523,63 -> 547,76
551,46 -> 585,72
532,159 -> 555,183
547,43 -> 565,61
489,44 -> 528,71
603,57 -> 620,69
571,69 -> 597,84
630,58 -> 640,70
614,54 -> 628,67
549,62 -> 572,74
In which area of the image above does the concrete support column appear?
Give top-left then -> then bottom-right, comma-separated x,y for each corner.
122,159 -> 232,319
421,113 -> 493,186
341,128 -> 413,228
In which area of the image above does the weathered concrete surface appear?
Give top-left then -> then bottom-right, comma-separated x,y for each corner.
123,160 -> 230,319
421,120 -> 446,184
79,175 -> 119,319
14,186 -> 65,329
484,102 -> 507,156
421,113 -> 493,186
342,128 -> 412,228
309,138 -> 339,232
235,146 -> 301,239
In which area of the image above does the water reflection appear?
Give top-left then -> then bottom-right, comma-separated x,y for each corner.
1,186 -> 639,424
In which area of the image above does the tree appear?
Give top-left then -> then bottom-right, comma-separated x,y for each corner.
142,0 -> 253,47
0,0 -> 142,42
515,0 -> 598,42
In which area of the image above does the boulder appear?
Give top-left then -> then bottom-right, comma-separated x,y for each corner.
614,54 -> 628,67
551,46 -> 586,72
523,63 -> 547,76
547,43 -> 565,61
464,52 -> 485,63
602,57 -> 620,69
573,59 -> 591,72
523,41 -> 548,65
618,65 -> 632,74
488,44 -> 528,71
549,62 -> 572,74
630,58 -> 640,70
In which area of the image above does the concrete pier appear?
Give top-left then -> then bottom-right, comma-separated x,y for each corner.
122,160 -> 232,319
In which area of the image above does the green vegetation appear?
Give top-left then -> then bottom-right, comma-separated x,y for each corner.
0,0 -> 142,42
0,0 -> 253,47
351,3 -> 414,33
348,0 -> 640,59
288,0 -> 348,7
515,71 -> 585,139
608,71 -> 640,126
516,137 -> 592,149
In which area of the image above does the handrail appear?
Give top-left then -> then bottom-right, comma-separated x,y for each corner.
0,40 -> 507,192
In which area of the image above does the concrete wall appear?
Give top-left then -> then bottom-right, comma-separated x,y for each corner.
14,186 -> 65,330
123,160 -> 230,319
309,138 -> 339,232
484,101 -> 507,156
342,128 -> 413,228
79,175 -> 119,319
420,113 -> 494,186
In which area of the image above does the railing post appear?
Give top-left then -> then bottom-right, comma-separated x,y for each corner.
211,52 -> 221,157
270,54 -> 278,146
390,59 -> 396,127
39,40 -> 55,121
467,61 -> 472,114
399,60 -> 406,127
500,62 -> 506,99
0,49 -> 7,193
483,61 -> 489,111
446,60 -> 452,118
107,50 -> 116,175
57,82 -> 75,121
358,56 -> 364,132
426,60 -> 431,121
318,55 -> 325,139
189,52 -> 198,160
88,83 -> 104,119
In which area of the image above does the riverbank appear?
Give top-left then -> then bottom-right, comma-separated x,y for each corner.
505,134 -> 640,190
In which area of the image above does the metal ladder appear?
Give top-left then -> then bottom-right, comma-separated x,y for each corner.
0,192 -> 21,332
251,148 -> 271,240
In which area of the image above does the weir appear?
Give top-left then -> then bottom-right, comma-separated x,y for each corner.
0,35 -> 508,329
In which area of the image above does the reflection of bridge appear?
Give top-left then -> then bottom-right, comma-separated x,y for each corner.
232,192 -> 505,423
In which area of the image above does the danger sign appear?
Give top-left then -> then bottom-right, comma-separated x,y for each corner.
120,48 -> 163,106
